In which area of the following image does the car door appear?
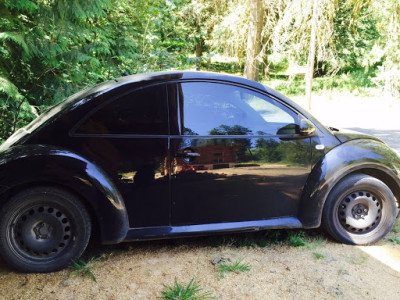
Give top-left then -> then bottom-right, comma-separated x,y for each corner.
71,83 -> 170,228
169,81 -> 312,226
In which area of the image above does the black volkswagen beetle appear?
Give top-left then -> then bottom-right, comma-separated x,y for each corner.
0,71 -> 399,272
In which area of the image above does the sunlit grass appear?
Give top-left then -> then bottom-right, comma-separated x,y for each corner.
160,278 -> 215,300
70,256 -> 102,282
217,259 -> 250,278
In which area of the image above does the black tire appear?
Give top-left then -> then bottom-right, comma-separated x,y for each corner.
322,174 -> 397,245
0,187 -> 91,272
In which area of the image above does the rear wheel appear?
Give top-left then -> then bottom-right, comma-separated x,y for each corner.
0,187 -> 91,272
322,174 -> 397,245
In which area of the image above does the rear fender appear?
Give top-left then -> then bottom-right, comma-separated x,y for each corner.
0,144 -> 129,244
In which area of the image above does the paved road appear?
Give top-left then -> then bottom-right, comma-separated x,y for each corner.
345,127 -> 400,152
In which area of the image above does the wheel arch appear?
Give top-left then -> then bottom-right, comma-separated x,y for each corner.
299,139 -> 400,228
0,145 -> 129,244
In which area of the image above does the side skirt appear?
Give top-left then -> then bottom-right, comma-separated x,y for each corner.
124,217 -> 302,241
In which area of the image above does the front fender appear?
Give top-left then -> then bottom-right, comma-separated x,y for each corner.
0,144 -> 129,244
299,139 -> 400,228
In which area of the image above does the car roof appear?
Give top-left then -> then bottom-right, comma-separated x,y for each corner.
22,71 -> 328,138
114,71 -> 266,89
110,71 -> 308,114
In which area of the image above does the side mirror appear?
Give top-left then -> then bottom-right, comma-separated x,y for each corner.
299,118 -> 316,136
276,123 -> 298,135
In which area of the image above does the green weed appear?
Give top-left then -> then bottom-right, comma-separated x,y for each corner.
389,236 -> 400,245
287,231 -> 307,247
264,230 -> 283,244
71,256 -> 101,282
217,259 -> 250,278
160,278 -> 215,300
237,237 -> 257,248
312,252 -> 325,259
391,221 -> 399,233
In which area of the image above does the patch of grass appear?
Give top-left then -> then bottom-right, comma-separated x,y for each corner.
272,78 -> 305,96
257,239 -> 269,248
349,255 -> 368,265
312,252 -> 325,259
287,231 -> 307,247
237,237 -> 257,248
389,236 -> 400,245
338,267 -> 349,275
264,230 -> 283,244
261,67 -> 378,97
71,256 -> 102,282
203,232 -> 271,248
391,221 -> 399,233
160,278 -> 215,300
205,229 -> 324,249
208,61 -> 243,74
217,259 -> 250,278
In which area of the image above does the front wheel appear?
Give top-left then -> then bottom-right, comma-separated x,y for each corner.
0,187 -> 91,272
322,174 -> 397,245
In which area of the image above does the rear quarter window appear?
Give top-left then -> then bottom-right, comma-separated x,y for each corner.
76,84 -> 168,135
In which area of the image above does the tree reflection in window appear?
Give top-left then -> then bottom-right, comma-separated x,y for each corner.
180,82 -> 298,137
209,125 -> 253,162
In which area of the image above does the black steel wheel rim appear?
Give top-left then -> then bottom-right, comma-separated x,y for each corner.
9,204 -> 72,260
338,190 -> 382,234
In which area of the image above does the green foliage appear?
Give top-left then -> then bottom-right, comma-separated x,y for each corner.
71,256 -> 101,282
255,139 -> 282,162
0,32 -> 29,54
217,259 -> 250,278
389,237 -> 400,246
1,0 -> 400,144
312,252 -> 325,259
287,231 -> 307,247
209,125 -> 253,162
202,229 -> 326,249
334,2 -> 381,69
391,221 -> 399,233
160,278 -> 215,300
0,0 -> 196,142
263,67 -> 377,97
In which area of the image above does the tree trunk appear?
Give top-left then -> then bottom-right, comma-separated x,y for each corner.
195,37 -> 203,71
244,0 -> 263,82
262,53 -> 269,79
305,0 -> 318,111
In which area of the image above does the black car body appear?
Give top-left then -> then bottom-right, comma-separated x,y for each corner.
0,71 -> 399,272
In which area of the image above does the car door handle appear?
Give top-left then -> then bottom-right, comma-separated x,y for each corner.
175,152 -> 200,158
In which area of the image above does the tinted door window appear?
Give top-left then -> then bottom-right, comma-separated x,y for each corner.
179,82 -> 297,136
77,84 -> 168,134
171,82 -> 310,226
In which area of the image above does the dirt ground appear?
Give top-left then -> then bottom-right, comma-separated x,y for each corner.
0,93 -> 400,299
0,229 -> 400,300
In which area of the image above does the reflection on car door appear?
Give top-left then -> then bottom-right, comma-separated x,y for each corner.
72,84 -> 170,228
170,82 -> 311,225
